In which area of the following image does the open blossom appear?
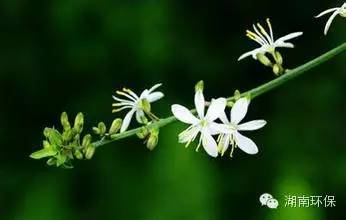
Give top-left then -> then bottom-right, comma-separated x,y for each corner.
315,3 -> 346,35
171,88 -> 227,157
112,84 -> 164,132
238,18 -> 303,61
218,97 -> 266,156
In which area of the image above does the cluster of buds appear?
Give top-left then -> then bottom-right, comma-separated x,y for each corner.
30,112 -> 123,168
30,112 -> 91,168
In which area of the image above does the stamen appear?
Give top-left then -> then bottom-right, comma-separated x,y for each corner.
252,24 -> 269,44
123,88 -> 139,99
266,18 -> 274,42
257,22 -> 273,44
116,91 -> 137,102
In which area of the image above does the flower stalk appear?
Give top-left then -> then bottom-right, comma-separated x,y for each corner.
93,43 -> 346,149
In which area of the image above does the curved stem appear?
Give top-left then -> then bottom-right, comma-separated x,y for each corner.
93,43 -> 346,148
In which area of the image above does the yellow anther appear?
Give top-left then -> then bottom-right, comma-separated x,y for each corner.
257,22 -> 269,37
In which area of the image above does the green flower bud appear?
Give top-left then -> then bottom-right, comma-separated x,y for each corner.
82,134 -> 92,147
109,118 -> 122,135
46,158 -> 56,166
227,101 -> 234,107
62,129 -> 74,142
48,129 -> 63,146
274,51 -> 283,65
195,80 -> 204,92
74,112 -> 84,133
273,64 -> 281,75
136,127 -> 149,139
92,127 -> 100,135
55,153 -> 67,166
85,145 -> 95,159
43,127 -> 53,138
146,128 -> 159,151
257,53 -> 273,67
74,150 -> 83,160
43,140 -> 51,149
234,90 -> 241,100
98,122 -> 107,136
60,112 -> 71,131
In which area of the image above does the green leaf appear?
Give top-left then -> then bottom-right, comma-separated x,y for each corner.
30,148 -> 57,159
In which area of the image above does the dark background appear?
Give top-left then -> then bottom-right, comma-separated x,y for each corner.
0,0 -> 345,219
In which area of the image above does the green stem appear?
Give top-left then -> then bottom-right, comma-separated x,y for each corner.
93,43 -> 346,148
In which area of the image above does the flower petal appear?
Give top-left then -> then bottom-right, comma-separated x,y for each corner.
209,122 -> 229,135
194,90 -> 205,118
231,97 -> 249,124
178,126 -> 200,143
275,32 -> 303,43
238,48 -> 260,61
315,7 -> 339,18
171,104 -> 199,124
148,83 -> 162,93
146,92 -> 164,102
234,132 -> 259,155
324,10 -> 339,35
237,120 -> 267,131
219,111 -> 230,124
201,130 -> 218,157
205,98 -> 226,121
135,109 -> 145,123
120,109 -> 136,132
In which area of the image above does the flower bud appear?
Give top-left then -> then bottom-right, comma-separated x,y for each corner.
136,127 -> 149,139
48,129 -> 63,146
62,129 -> 74,142
43,127 -> 52,138
74,112 -> 84,133
74,150 -> 83,160
82,134 -> 92,147
234,90 -> 241,100
273,64 -> 281,75
98,122 -> 107,136
257,53 -> 273,67
109,118 -> 122,135
274,51 -> 283,65
60,112 -> 71,131
43,140 -> 51,149
227,101 -> 234,107
85,145 -> 95,159
195,80 -> 204,92
146,128 -> 159,151
46,158 -> 56,166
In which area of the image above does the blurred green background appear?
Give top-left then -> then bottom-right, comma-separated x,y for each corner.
0,0 -> 345,219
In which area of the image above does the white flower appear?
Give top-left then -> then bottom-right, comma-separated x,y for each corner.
112,83 -> 164,132
315,3 -> 346,35
171,89 -> 227,157
218,97 -> 266,156
238,18 -> 303,61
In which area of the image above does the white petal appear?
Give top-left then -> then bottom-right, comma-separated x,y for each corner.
315,8 -> 339,18
194,90 -> 205,118
148,83 -> 162,93
275,32 -> 303,43
135,109 -> 145,123
231,97 -> 249,124
234,132 -> 258,155
205,98 -> 226,121
140,89 -> 149,99
171,104 -> 199,124
209,122 -> 229,135
237,120 -> 267,131
146,92 -> 164,102
219,111 -> 230,124
201,130 -> 218,157
275,42 -> 294,48
324,10 -> 339,35
120,109 -> 136,132
238,49 -> 259,61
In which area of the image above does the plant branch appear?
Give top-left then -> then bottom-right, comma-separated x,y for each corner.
93,43 -> 346,148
